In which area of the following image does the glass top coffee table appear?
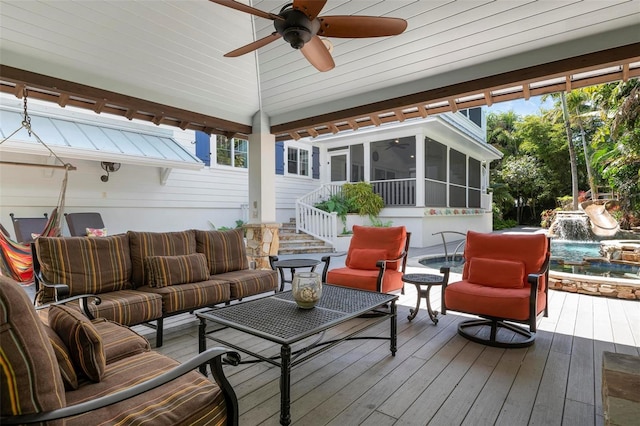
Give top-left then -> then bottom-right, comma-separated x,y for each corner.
197,284 -> 398,426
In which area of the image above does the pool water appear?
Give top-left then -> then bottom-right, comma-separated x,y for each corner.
550,240 -> 600,262
419,241 -> 640,279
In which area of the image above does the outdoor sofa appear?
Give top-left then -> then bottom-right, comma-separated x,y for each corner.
32,228 -> 278,346
0,275 -> 239,425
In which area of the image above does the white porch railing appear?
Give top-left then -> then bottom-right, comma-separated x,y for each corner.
371,178 -> 416,206
295,184 -> 343,245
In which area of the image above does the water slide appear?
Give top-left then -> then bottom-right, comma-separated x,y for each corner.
580,201 -> 620,237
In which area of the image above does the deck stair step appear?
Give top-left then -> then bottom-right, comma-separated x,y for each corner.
278,218 -> 333,255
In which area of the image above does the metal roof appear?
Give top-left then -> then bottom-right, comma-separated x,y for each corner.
0,100 -> 203,170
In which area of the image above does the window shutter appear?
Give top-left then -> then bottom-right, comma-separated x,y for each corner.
312,146 -> 320,179
195,131 -> 211,166
275,141 -> 284,175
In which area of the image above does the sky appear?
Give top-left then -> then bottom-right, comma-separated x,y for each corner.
486,95 -> 554,117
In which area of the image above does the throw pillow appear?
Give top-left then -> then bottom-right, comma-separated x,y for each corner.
348,248 -> 389,270
48,304 -> 106,382
43,325 -> 78,390
143,253 -> 209,288
467,257 -> 526,288
86,227 -> 107,237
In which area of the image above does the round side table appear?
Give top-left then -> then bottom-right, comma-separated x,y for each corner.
270,258 -> 321,292
403,273 -> 446,324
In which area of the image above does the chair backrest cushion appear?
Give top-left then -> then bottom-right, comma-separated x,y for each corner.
346,225 -> 407,271
36,233 -> 133,296
0,276 -> 66,420
463,231 -> 548,288
128,230 -> 197,286
196,228 -> 249,275
467,257 -> 526,288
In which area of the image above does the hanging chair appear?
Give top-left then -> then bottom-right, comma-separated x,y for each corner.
0,89 -> 72,284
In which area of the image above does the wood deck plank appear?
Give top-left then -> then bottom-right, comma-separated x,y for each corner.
428,345 -> 504,424
607,298 -> 640,355
528,349 -> 571,426
495,329 -> 553,426
393,341 -> 485,424
141,289 -> 639,426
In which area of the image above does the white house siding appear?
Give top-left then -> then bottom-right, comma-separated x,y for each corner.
274,175 -> 320,224
0,151 -> 251,238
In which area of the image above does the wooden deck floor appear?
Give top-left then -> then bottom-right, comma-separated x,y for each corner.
138,284 -> 640,426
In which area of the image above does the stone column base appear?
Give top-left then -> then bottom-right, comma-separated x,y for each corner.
244,223 -> 281,270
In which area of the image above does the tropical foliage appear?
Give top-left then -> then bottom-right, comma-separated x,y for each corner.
488,78 -> 639,229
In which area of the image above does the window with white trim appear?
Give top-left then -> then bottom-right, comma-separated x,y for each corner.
287,147 -> 310,176
216,135 -> 247,169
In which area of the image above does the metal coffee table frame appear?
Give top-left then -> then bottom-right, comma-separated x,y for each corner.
197,284 -> 398,426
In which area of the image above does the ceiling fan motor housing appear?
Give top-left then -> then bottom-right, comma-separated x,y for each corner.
274,7 -> 320,49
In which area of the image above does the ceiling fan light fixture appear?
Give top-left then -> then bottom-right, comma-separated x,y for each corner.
321,38 -> 333,53
283,27 -> 311,49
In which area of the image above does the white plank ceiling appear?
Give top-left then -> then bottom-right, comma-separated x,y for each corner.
1,0 -> 639,133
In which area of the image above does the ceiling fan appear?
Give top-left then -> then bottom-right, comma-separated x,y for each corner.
209,0 -> 408,72
385,139 -> 409,150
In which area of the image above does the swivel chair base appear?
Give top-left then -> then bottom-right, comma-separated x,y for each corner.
457,318 -> 535,348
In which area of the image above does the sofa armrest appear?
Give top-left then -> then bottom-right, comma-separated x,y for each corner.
1,347 -> 240,426
31,243 -> 70,303
35,294 -> 101,320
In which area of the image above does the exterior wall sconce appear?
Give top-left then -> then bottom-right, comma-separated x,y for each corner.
100,161 -> 121,182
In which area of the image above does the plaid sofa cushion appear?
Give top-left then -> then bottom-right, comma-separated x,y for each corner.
48,304 -> 106,383
35,234 -> 133,296
144,253 -> 209,287
196,228 -> 249,275
128,230 -> 197,287
0,277 -> 66,421
44,324 -> 79,390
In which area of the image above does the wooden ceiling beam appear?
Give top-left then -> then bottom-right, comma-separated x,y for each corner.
271,43 -> 640,136
0,65 -> 252,136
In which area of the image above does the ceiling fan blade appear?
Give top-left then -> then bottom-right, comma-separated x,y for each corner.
208,0 -> 283,21
224,32 -> 281,57
318,16 -> 407,38
292,0 -> 327,20
301,36 -> 335,72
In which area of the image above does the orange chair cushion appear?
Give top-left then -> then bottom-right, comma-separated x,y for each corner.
327,268 -> 404,293
348,248 -> 389,270
462,231 -> 547,279
444,280 -> 544,321
345,225 -> 407,271
467,257 -> 525,288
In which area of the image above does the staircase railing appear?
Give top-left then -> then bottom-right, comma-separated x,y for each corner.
295,184 -> 343,246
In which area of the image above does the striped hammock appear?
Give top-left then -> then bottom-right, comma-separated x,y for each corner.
0,209 -> 62,284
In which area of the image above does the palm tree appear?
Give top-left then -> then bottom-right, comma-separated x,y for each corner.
542,93 -> 580,210
486,111 -> 521,155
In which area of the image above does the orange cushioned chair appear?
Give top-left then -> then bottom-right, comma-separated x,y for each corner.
321,225 -> 410,293
441,231 -> 550,348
